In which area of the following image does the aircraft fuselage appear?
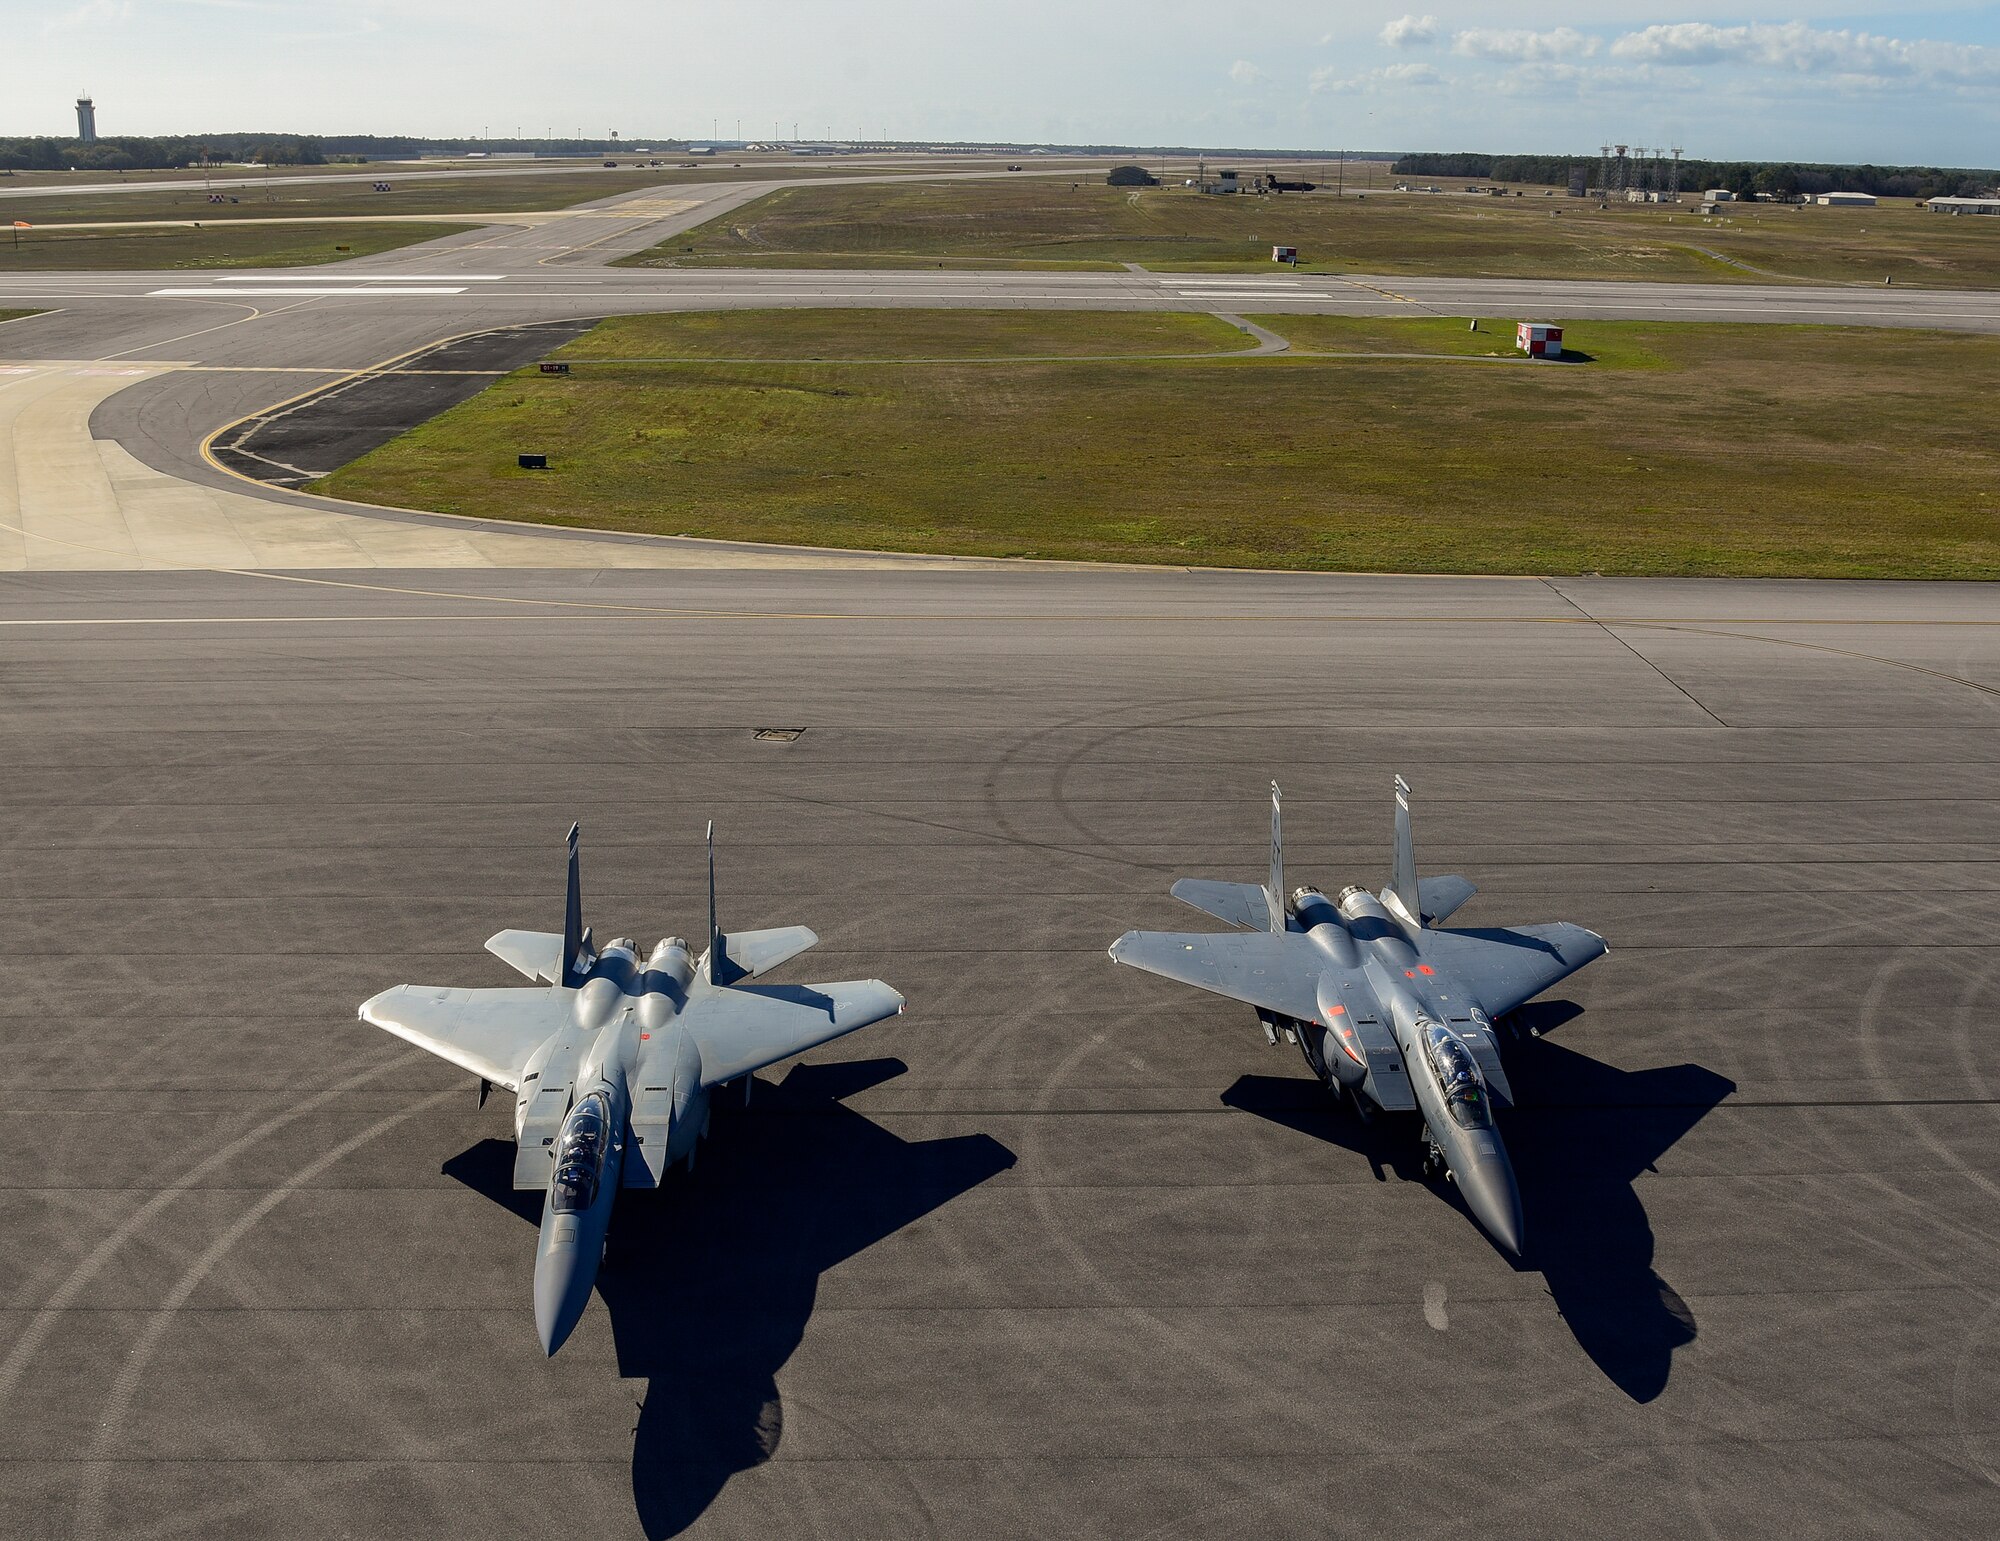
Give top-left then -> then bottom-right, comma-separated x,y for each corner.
1286,886 -> 1523,1256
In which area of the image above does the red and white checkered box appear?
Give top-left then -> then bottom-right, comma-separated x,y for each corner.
1516,323 -> 1564,358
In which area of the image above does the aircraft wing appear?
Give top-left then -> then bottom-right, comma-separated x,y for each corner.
359,985 -> 566,1090
1109,930 -> 1326,1023
1170,879 -> 1272,931
684,979 -> 904,1087
1418,923 -> 1608,1019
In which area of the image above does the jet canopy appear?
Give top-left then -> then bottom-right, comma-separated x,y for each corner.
1423,1025 -> 1493,1131
550,1092 -> 612,1214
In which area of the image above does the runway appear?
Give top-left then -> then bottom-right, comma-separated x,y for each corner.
2,565 -> 1998,1539
1,181 -> 1999,1538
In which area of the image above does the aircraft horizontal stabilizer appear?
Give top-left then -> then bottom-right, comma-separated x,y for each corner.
1416,876 -> 1478,928
1170,879 -> 1273,932
711,924 -> 819,984
484,929 -> 567,983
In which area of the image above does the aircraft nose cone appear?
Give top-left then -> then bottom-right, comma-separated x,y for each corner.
532,1232 -> 596,1357
1456,1144 -> 1525,1259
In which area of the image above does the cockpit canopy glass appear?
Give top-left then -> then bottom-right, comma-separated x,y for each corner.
1423,1025 -> 1493,1131
550,1092 -> 612,1214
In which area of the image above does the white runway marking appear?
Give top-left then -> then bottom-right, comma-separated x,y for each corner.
1423,1281 -> 1450,1331
148,286 -> 469,296
209,274 -> 506,282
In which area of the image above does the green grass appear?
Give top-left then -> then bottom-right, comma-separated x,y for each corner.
2,169 -> 728,225
0,221 -> 476,270
0,308 -> 39,325
620,179 -> 2000,288
559,309 -> 1254,360
1271,314 -> 1673,367
310,308 -> 2000,578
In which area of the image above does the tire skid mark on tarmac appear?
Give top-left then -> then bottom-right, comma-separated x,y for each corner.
0,1051 -> 422,1408
1619,623 -> 2000,705
1951,1301 -> 2000,1488
68,1083 -> 461,1540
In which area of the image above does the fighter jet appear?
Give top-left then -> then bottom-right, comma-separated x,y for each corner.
360,824 -> 906,1355
1108,778 -> 1606,1257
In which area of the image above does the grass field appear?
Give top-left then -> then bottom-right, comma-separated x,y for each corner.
556,308 -> 1252,360
0,169 -> 686,225
621,179 -> 2000,288
0,309 -> 38,325
0,221 -> 476,270
310,308 -> 2000,578
0,159 -> 1110,226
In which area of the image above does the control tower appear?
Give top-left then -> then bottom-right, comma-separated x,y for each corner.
76,96 -> 97,143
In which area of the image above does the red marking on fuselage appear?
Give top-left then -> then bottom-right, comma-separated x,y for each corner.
1418,965 -> 1435,976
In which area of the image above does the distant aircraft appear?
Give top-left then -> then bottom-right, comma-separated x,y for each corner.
361,824 -> 905,1354
1109,779 -> 1607,1257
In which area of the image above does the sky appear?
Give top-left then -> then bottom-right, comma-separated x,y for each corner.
8,2 -> 2000,166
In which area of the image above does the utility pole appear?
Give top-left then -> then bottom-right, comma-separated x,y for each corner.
1337,147 -> 1344,197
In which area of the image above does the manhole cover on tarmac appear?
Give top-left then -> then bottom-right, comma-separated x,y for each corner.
753,728 -> 806,741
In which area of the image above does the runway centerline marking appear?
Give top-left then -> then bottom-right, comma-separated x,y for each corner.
210,274 -> 505,282
148,286 -> 470,297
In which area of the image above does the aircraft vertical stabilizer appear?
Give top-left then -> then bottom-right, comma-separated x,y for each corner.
562,823 -> 585,983
705,821 -> 720,983
1266,782 -> 1285,933
1390,775 -> 1419,924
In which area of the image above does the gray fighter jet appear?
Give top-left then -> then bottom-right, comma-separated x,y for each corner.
1109,778 -> 1606,1257
361,824 -> 905,1355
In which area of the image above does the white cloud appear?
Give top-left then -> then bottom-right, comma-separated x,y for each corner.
1380,14 -> 1439,49
1313,60 -> 1444,93
1610,22 -> 2000,86
1228,59 -> 1262,85
1383,61 -> 1444,85
1453,27 -> 1598,63
1494,61 -> 1589,95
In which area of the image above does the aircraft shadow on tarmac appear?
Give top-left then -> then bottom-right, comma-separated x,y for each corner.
1222,1002 -> 1734,1404
445,1057 -> 1016,1539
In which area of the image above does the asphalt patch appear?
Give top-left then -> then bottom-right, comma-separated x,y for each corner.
210,319 -> 598,486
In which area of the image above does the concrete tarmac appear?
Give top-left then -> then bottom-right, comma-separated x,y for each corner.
2,566 -> 1998,1540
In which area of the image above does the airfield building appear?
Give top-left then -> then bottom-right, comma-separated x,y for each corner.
1926,196 -> 2000,216
75,96 -> 96,143
1817,191 -> 1877,207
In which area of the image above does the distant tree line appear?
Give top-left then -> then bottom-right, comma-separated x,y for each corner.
0,132 -> 676,172
1391,151 -> 1997,201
